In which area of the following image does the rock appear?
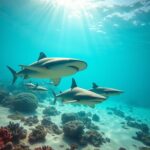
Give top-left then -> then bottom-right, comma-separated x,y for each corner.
43,106 -> 59,116
61,113 -> 78,124
12,93 -> 38,113
92,114 -> 100,122
63,120 -> 84,139
7,112 -> 25,121
28,125 -> 47,144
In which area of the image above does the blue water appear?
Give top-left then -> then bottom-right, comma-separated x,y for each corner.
0,0 -> 150,108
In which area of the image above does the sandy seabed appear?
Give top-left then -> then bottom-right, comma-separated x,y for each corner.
0,99 -> 150,150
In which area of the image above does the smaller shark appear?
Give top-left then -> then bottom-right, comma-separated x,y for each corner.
89,82 -> 123,98
52,78 -> 106,108
25,82 -> 48,92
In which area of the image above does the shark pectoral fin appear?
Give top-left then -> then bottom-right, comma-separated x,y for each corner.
63,100 -> 78,104
51,78 -> 61,86
19,65 -> 46,72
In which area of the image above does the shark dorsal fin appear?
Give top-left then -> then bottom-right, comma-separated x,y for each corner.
92,82 -> 98,89
38,52 -> 47,61
71,78 -> 77,89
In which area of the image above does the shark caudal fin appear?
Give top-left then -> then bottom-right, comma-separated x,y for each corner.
7,66 -> 17,84
38,52 -> 47,61
51,90 -> 57,104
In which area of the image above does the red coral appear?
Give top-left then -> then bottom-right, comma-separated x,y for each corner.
0,128 -> 12,149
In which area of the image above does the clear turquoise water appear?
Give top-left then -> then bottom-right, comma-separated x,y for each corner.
0,0 -> 150,108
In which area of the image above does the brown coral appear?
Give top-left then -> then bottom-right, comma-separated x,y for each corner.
34,146 -> 54,150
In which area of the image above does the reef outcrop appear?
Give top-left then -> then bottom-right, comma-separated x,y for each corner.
24,116 -> 39,126
12,92 -> 38,113
0,127 -> 12,150
34,146 -> 54,150
63,120 -> 84,139
43,106 -> 59,116
28,125 -> 47,144
7,122 -> 27,143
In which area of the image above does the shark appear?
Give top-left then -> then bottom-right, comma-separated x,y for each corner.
7,52 -> 87,86
52,78 -> 106,108
89,82 -> 123,98
24,82 -> 48,92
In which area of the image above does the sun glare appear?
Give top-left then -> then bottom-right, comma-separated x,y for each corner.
48,0 -> 97,19
54,0 -> 91,10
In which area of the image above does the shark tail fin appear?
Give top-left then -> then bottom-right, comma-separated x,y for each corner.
51,90 -> 57,104
7,66 -> 17,84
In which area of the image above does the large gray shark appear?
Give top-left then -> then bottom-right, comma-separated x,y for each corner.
52,78 -> 106,108
89,82 -> 123,98
25,82 -> 48,92
7,52 -> 87,86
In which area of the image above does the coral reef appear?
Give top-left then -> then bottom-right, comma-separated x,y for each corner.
133,131 -> 150,146
13,143 -> 31,150
107,107 -> 125,118
41,117 -> 62,135
63,120 -> 84,139
0,90 -> 9,103
139,147 -> 150,150
24,116 -> 39,126
34,146 -> 54,150
66,144 -> 78,150
61,113 -> 78,124
28,125 -> 47,144
0,128 -> 12,150
7,122 -> 27,143
92,114 -> 100,122
81,130 -> 106,147
41,117 -> 52,127
0,142 -> 13,150
118,147 -> 127,150
43,106 -> 59,116
12,92 -> 38,112
61,112 -> 99,130
127,121 -> 149,134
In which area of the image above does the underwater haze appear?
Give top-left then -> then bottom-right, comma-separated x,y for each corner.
0,0 -> 150,150
1,0 -> 150,107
